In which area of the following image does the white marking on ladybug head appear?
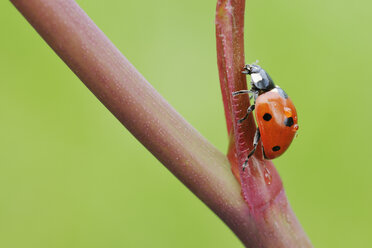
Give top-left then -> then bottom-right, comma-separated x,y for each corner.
251,73 -> 262,83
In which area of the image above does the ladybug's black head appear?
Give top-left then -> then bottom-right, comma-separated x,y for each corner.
242,64 -> 261,75
242,64 -> 275,91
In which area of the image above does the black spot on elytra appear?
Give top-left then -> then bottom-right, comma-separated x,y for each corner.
284,117 -> 294,127
263,113 -> 272,121
277,87 -> 288,99
272,146 -> 281,152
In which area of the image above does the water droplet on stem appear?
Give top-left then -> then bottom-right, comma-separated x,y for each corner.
264,167 -> 272,185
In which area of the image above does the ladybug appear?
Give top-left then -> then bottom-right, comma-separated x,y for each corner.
233,64 -> 299,169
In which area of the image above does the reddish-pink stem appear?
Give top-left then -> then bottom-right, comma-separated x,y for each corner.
216,0 -> 312,247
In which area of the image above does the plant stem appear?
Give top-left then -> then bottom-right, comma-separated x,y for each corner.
216,0 -> 313,247
11,0 -> 312,247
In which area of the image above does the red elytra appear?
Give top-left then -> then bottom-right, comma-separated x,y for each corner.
255,88 -> 299,159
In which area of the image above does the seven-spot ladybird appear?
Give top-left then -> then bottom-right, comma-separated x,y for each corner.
233,64 -> 299,169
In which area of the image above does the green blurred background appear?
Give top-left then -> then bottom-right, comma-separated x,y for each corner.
1,0 -> 371,247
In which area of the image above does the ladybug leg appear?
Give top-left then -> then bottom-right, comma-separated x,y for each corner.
253,92 -> 259,102
243,128 -> 261,170
232,90 -> 253,96
238,105 -> 255,124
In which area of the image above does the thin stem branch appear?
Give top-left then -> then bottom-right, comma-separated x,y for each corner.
216,0 -> 313,247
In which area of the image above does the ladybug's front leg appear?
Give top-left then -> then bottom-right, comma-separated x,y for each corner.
243,128 -> 261,170
238,105 -> 255,124
232,90 -> 254,99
